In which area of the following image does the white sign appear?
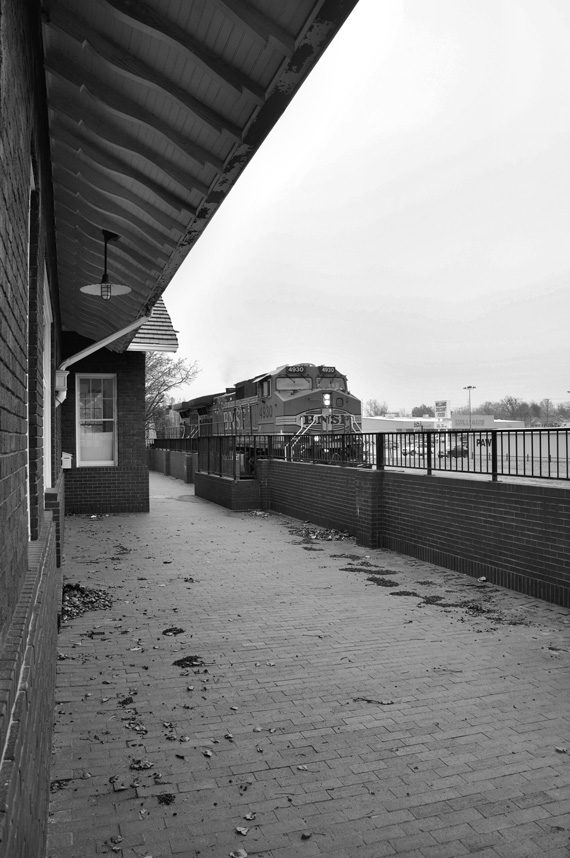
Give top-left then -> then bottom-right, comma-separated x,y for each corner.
434,400 -> 450,418
434,400 -> 449,429
451,414 -> 494,429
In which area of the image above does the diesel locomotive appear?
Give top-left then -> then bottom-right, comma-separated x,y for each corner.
178,363 -> 362,438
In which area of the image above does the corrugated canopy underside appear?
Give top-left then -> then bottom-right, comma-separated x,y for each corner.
42,0 -> 358,350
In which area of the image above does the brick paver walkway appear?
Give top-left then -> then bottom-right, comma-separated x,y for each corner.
47,472 -> 570,858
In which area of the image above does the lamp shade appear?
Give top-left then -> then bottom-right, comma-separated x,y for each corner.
80,281 -> 131,299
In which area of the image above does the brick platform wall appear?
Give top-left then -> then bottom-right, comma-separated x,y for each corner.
257,460 -> 380,545
380,471 -> 570,606
0,517 -> 59,858
147,448 -> 194,483
45,473 -> 65,568
0,0 -> 35,634
0,3 -> 62,854
61,335 -> 149,514
194,473 -> 261,511
260,461 -> 570,607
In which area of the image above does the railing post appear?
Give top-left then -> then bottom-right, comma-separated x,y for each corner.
341,433 -> 346,466
375,433 -> 385,471
234,435 -> 238,481
267,435 -> 273,460
426,431 -> 432,475
491,430 -> 498,481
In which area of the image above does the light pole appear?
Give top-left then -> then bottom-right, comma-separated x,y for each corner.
463,385 -> 476,429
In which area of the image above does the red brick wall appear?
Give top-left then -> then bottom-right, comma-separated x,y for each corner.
45,474 -> 65,568
148,448 -> 195,482
61,334 -> 149,513
380,471 -> 570,606
257,460 -> 381,546
0,0 -> 35,631
0,3 -> 66,852
194,472 -> 261,510
259,461 -> 570,607
0,520 -> 58,858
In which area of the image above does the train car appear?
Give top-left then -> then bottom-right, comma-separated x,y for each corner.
178,363 -> 361,439
176,392 -> 224,438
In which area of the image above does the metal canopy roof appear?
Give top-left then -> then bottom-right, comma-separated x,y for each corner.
42,0 -> 358,350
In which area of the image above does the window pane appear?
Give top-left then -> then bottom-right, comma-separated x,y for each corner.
276,377 -> 311,391
317,376 -> 346,390
79,378 -> 90,419
80,423 -> 114,462
102,397 -> 113,419
102,378 -> 114,417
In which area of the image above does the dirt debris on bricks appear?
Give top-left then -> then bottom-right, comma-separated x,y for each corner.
61,582 -> 113,622
47,476 -> 570,858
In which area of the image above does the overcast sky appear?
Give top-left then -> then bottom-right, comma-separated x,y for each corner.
164,0 -> 570,413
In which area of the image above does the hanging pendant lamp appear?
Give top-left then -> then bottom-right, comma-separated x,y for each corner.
80,230 -> 131,300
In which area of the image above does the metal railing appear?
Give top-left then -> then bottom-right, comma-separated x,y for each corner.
150,437 -> 199,453
151,429 -> 570,482
372,428 -> 570,481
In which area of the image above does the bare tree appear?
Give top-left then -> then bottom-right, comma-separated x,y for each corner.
145,352 -> 200,431
364,398 -> 389,416
411,404 -> 435,417
499,395 -> 525,421
434,395 -> 570,427
540,398 -> 553,426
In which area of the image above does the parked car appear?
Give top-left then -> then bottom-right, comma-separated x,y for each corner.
447,445 -> 468,459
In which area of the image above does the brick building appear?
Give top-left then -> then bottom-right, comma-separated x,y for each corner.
0,1 -> 358,853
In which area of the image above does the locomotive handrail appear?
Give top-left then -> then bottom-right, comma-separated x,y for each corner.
350,415 -> 362,433
288,416 -> 319,459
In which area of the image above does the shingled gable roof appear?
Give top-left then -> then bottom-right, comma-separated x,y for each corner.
127,297 -> 178,352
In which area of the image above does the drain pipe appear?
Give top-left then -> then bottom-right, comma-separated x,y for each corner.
55,313 -> 150,406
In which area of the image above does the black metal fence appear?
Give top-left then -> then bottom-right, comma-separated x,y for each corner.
150,428 -> 570,482
151,437 -> 200,453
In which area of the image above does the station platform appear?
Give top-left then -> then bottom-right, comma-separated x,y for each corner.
47,472 -> 570,858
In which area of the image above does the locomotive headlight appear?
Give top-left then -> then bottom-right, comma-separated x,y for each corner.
323,393 -> 331,407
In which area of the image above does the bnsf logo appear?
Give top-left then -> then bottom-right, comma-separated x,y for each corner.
302,414 -> 348,425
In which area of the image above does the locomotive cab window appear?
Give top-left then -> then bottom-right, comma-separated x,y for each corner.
259,379 -> 271,397
275,377 -> 311,391
316,376 -> 346,391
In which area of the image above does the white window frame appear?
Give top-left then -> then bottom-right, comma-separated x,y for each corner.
26,163 -> 35,537
43,265 -> 53,489
75,374 -> 118,467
